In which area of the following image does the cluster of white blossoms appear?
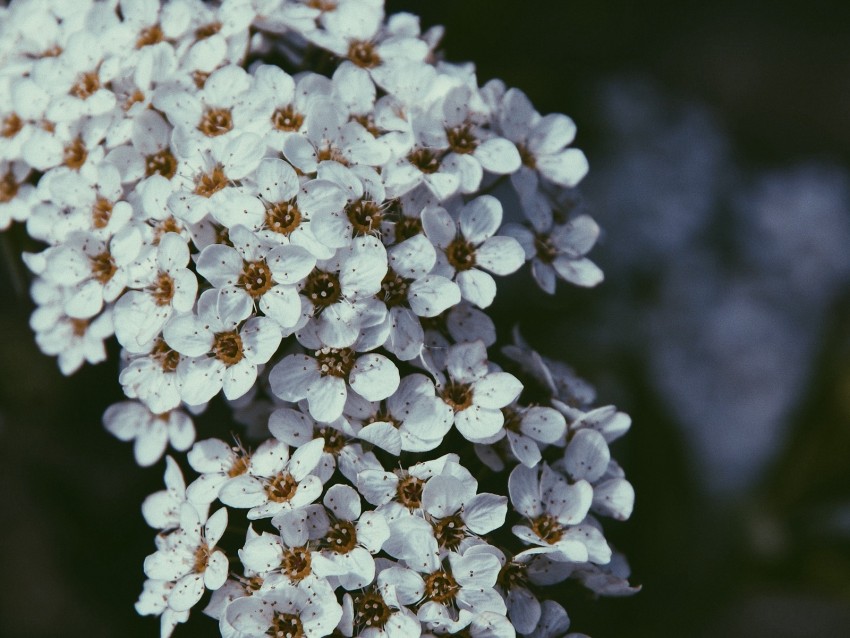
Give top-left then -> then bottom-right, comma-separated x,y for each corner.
0,0 -> 635,636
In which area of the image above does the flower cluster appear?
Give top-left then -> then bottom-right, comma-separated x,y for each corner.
1,1 -> 634,636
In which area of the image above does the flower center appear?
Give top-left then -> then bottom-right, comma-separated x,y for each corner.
269,611 -> 304,638
445,237 -> 477,271
151,338 -> 180,372
70,318 -> 89,337
364,405 -> 401,428
90,252 -> 117,283
318,425 -> 346,455
149,272 -> 175,306
227,453 -> 251,478
432,513 -> 466,551
325,520 -> 358,554
193,71 -> 211,89
136,24 -> 164,48
348,40 -> 381,68
440,380 -> 474,412
307,0 -> 337,10
280,546 -> 312,582
534,233 -> 558,264
446,124 -> 478,155
530,514 -> 564,544
272,105 -> 304,132
497,560 -> 528,591
124,89 -> 146,111
315,347 -> 356,378
302,270 -> 342,308
0,170 -> 19,203
396,475 -> 424,509
353,590 -> 391,630
378,268 -> 409,307
424,571 -> 459,604
146,148 -> 178,179
517,142 -> 537,169
91,197 -> 113,229
239,260 -> 274,298
266,472 -> 298,503
502,406 -> 523,433
394,216 -> 423,243
265,200 -> 302,235
408,147 -> 442,174
70,71 -> 100,99
195,164 -> 228,197
195,22 -> 222,40
198,107 -> 233,137
352,113 -> 381,137
1,113 -> 23,138
213,331 -> 244,366
346,198 -> 382,235
63,137 -> 88,170
153,218 -> 183,244
192,543 -> 210,573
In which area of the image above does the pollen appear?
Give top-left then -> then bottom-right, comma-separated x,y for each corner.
149,271 -> 176,306
280,546 -> 312,582
238,260 -> 274,298
378,268 -> 409,308
440,380 -> 474,412
136,24 -> 164,48
318,425 -> 347,455
302,269 -> 342,308
91,197 -> 113,229
446,123 -> 478,155
63,137 -> 88,171
90,251 -> 118,283
194,164 -> 229,197
315,347 -> 356,378
408,147 -> 442,174
345,198 -> 382,235
1,113 -> 23,138
192,543 -> 211,573
266,472 -> 298,503
424,570 -> 460,604
195,22 -> 222,40
265,200 -> 302,235
271,104 -> 304,132
432,513 -> 466,550
530,513 -> 564,544
213,331 -> 244,366
151,338 -> 180,372
445,237 -> 477,272
347,40 -> 381,69
70,71 -> 100,99
145,147 -> 177,179
353,590 -> 391,630
0,169 -> 20,204
269,611 -> 305,638
198,107 -> 233,138
396,475 -> 424,509
325,520 -> 357,554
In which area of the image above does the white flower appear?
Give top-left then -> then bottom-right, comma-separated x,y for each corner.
103,400 -> 195,467
501,404 -> 566,468
508,463 -> 609,564
143,503 -> 230,612
437,340 -> 523,443
492,85 -> 588,190
502,187 -> 603,292
270,344 -> 400,424
164,288 -> 282,404
114,231 -> 198,353
217,437 -> 325,519
423,197 -> 525,309
220,578 -> 342,638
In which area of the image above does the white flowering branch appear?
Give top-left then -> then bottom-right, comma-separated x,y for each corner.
0,0 -> 636,636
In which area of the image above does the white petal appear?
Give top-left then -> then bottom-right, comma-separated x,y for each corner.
476,235 -> 526,276
456,269 -> 497,308
474,137 -> 521,174
349,354 -> 400,402
459,195 -> 502,244
472,372 -> 523,409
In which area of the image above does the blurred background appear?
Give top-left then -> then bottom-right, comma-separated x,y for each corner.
3,0 -> 850,636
